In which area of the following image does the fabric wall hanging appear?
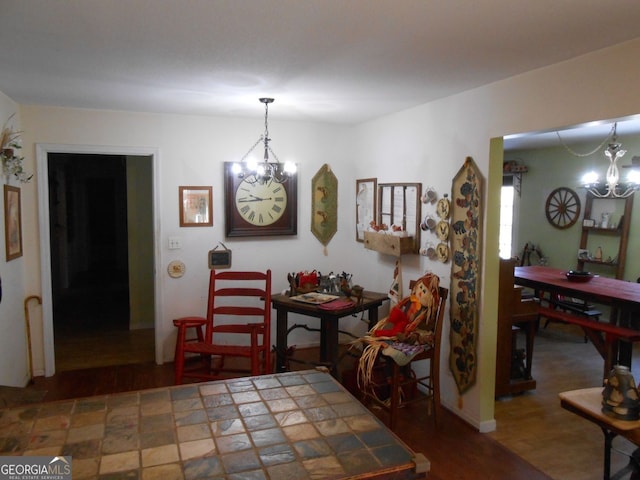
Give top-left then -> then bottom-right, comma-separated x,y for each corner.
311,164 -> 338,250
449,156 -> 484,396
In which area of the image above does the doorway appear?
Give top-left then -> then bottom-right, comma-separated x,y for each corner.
45,151 -> 155,372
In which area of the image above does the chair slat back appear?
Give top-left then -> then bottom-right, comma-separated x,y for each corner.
204,270 -> 271,345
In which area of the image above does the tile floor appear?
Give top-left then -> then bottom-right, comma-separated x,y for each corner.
0,370 -> 424,480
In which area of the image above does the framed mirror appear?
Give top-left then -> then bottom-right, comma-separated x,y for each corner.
377,182 -> 421,253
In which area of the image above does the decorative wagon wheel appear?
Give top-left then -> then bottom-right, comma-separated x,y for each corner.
545,187 -> 581,229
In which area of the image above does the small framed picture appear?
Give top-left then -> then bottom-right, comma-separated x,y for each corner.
578,248 -> 590,260
4,185 -> 22,261
582,218 -> 595,228
179,186 -> 213,227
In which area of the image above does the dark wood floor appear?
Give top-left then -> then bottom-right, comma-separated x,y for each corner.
23,354 -> 549,480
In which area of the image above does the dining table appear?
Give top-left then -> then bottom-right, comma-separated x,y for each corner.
514,266 -> 640,311
513,266 -> 640,374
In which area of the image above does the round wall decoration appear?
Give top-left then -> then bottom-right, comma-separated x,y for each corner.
168,260 -> 186,278
545,187 -> 581,229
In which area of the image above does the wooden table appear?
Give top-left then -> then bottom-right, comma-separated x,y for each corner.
514,266 -> 640,374
0,369 -> 428,479
514,266 -> 640,311
560,387 -> 640,480
272,292 -> 389,375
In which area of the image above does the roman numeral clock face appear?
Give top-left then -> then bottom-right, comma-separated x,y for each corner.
224,162 -> 298,237
235,180 -> 286,226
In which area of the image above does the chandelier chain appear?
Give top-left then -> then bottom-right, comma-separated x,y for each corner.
556,124 -> 616,157
264,101 -> 270,140
240,137 -> 262,162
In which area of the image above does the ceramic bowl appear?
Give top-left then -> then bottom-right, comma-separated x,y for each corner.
565,270 -> 595,283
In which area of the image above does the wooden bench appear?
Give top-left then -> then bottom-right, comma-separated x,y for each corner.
538,306 -> 640,378
544,296 -> 602,343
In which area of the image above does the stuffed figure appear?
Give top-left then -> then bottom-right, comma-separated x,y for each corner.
373,273 -> 440,343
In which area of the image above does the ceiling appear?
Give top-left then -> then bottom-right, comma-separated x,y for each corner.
2,1 -> 640,146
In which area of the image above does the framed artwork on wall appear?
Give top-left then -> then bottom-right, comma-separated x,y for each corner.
356,178 -> 376,242
179,186 -> 213,227
4,185 -> 22,261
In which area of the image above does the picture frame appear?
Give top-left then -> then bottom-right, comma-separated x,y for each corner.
4,185 -> 22,261
355,178 -> 377,242
582,218 -> 595,228
578,248 -> 590,260
179,186 -> 213,227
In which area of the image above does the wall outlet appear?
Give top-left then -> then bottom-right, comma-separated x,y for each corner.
168,237 -> 182,250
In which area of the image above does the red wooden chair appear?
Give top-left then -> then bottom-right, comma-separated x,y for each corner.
173,270 -> 272,384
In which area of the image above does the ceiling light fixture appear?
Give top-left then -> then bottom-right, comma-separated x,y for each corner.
232,98 -> 296,185
557,123 -> 640,198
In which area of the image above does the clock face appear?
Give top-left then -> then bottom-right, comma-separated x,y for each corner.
224,162 -> 298,237
234,179 -> 287,226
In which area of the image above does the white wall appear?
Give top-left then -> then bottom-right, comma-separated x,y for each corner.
8,37 -> 640,429
19,107 -> 365,372
0,92 -> 31,387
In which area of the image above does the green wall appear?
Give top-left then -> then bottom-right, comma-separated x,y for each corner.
506,135 -> 640,281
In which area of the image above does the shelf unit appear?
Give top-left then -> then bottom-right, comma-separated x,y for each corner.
577,192 -> 633,279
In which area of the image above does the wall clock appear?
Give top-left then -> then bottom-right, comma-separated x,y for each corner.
545,187 -> 581,229
224,162 -> 298,237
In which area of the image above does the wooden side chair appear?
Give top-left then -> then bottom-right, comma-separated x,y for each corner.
173,269 -> 272,384
357,275 -> 448,431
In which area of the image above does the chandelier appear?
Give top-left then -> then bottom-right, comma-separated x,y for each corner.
577,123 -> 640,198
232,98 -> 296,184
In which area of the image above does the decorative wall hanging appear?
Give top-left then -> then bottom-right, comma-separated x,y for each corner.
179,186 -> 213,227
355,178 -> 377,242
1,115 -> 32,184
4,184 -> 22,260
311,164 -> 338,248
449,156 -> 484,396
545,187 -> 580,229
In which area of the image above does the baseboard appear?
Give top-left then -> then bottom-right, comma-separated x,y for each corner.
442,400 -> 497,433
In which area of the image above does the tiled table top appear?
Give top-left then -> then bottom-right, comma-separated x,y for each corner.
0,369 -> 426,479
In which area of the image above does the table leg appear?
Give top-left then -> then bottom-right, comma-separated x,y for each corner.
618,310 -> 636,370
367,305 -> 380,330
320,315 -> 339,375
602,427 -> 616,480
275,308 -> 289,373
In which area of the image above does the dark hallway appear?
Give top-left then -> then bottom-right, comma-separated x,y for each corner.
47,153 -> 154,371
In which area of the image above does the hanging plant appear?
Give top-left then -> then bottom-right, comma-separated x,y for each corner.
1,114 -> 32,183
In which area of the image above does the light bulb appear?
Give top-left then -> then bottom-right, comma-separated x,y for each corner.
581,171 -> 599,186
